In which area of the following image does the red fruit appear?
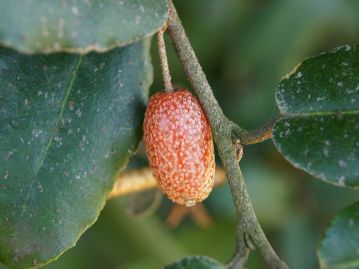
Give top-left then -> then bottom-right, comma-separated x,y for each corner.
143,89 -> 215,207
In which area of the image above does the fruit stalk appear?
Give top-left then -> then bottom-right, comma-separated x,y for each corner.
166,2 -> 288,269
158,27 -> 174,92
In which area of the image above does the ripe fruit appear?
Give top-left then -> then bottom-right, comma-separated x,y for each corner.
144,89 -> 215,207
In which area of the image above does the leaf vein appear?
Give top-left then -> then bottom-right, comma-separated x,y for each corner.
18,56 -> 83,220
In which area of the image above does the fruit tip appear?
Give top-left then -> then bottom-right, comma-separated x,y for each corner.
185,200 -> 196,207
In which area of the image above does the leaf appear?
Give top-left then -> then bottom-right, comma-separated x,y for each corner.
273,45 -> 359,188
126,189 -> 163,218
163,256 -> 225,269
0,39 -> 152,269
0,0 -> 168,53
318,202 -> 359,269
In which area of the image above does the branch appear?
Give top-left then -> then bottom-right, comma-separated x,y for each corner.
166,2 -> 288,269
108,167 -> 226,199
108,168 -> 157,198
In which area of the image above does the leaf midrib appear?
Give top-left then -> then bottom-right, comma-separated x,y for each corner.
322,258 -> 359,269
281,110 -> 359,118
18,56 -> 83,220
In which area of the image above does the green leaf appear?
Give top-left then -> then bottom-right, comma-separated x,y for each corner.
125,189 -> 163,218
0,0 -> 168,53
163,256 -> 225,269
318,202 -> 359,269
0,39 -> 152,269
273,45 -> 359,188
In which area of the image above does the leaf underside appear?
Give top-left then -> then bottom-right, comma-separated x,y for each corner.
318,202 -> 359,269
273,45 -> 359,188
0,0 -> 168,53
0,39 -> 152,269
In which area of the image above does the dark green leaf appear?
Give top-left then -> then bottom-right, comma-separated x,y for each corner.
0,0 -> 168,53
273,45 -> 359,188
318,202 -> 359,269
0,39 -> 152,269
163,256 -> 225,269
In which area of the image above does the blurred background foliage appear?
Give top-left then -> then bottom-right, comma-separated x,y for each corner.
12,0 -> 359,269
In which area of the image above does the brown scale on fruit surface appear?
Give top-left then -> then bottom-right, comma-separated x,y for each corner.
144,89 -> 215,207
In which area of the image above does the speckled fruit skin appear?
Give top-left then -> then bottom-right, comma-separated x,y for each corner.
143,89 -> 215,207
